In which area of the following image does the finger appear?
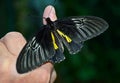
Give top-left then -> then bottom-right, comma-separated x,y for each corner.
43,5 -> 57,25
50,68 -> 57,83
1,32 -> 26,56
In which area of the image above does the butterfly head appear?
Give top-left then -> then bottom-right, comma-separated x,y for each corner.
45,17 -> 52,24
45,17 -> 56,31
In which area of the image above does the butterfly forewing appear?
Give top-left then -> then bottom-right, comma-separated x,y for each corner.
55,16 -> 108,42
71,16 -> 108,41
16,26 -> 56,73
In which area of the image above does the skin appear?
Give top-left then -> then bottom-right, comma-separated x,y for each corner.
0,5 -> 57,83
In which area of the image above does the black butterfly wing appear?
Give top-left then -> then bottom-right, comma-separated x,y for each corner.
71,16 -> 108,41
49,31 -> 65,63
16,25 -> 65,73
16,26 -> 54,73
54,16 -> 108,54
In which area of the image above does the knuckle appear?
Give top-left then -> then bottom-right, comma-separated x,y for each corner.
4,32 -> 23,38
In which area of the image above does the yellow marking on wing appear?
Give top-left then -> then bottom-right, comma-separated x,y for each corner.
57,29 -> 72,43
51,32 -> 58,50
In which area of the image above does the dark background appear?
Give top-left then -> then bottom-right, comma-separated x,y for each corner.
0,0 -> 120,83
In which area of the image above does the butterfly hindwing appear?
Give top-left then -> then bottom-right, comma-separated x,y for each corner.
53,19 -> 82,54
49,31 -> 65,63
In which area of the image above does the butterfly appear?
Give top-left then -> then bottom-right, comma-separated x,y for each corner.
16,16 -> 108,74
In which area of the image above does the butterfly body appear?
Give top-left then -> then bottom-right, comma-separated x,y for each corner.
45,17 -> 57,31
16,16 -> 108,73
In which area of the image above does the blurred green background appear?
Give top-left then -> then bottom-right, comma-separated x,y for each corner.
0,0 -> 120,83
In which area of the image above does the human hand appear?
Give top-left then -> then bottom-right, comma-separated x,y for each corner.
0,5 -> 57,83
